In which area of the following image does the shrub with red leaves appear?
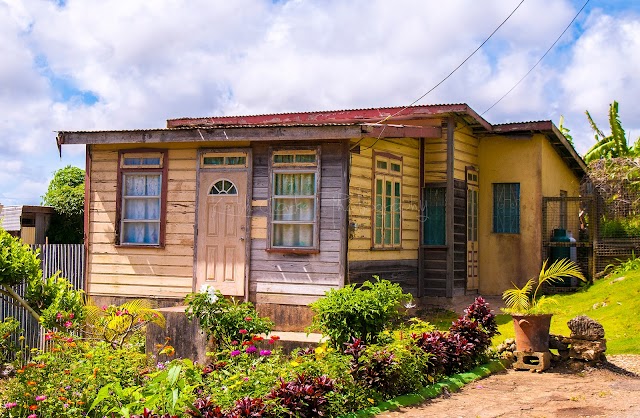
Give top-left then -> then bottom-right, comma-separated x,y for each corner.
463,296 -> 499,338
267,373 -> 335,417
227,397 -> 267,417
186,397 -> 225,418
130,408 -> 178,418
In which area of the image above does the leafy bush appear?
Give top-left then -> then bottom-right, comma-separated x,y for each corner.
84,299 -> 165,348
29,272 -> 86,332
345,338 -> 430,398
0,227 -> 41,288
309,277 -> 412,348
185,285 -> 273,349
0,317 -> 21,364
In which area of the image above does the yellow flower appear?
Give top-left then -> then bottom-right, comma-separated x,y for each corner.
85,353 -> 94,359
289,361 -> 300,367
368,398 -> 375,404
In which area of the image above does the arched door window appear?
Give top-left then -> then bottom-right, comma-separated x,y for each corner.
209,180 -> 238,195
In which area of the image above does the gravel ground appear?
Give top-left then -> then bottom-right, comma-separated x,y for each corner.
377,356 -> 640,418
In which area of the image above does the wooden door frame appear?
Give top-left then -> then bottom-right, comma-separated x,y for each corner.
465,166 -> 479,292
194,147 -> 253,302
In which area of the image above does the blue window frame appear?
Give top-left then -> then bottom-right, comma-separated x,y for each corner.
493,183 -> 520,234
423,187 -> 446,245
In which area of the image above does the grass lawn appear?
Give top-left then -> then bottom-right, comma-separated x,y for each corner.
492,270 -> 640,354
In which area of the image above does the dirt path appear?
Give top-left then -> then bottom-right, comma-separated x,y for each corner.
376,358 -> 640,418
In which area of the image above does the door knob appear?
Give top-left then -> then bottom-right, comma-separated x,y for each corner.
239,237 -> 245,241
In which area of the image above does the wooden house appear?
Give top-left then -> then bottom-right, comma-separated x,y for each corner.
56,104 -> 586,326
0,205 -> 54,245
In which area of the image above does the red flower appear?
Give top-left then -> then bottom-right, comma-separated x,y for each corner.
239,329 -> 248,334
252,336 -> 264,342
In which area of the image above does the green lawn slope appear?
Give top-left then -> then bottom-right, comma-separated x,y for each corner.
494,270 -> 640,354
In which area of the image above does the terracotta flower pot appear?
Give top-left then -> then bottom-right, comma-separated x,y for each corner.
511,314 -> 552,352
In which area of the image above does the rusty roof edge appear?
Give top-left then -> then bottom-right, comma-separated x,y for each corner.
491,120 -> 587,176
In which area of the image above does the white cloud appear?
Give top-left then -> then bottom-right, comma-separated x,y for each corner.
1,0 -> 640,204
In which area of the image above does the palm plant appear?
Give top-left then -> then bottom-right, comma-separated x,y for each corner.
502,258 -> 586,315
583,101 -> 640,163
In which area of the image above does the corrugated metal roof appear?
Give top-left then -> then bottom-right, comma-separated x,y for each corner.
167,103 -> 468,122
0,205 -> 22,232
56,122 -> 361,134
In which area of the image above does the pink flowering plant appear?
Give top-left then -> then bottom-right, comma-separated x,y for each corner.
185,285 -> 273,349
26,272 -> 86,333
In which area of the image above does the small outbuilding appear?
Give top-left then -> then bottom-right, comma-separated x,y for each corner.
0,205 -> 55,245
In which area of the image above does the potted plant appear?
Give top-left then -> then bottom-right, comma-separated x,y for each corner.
502,258 -> 586,352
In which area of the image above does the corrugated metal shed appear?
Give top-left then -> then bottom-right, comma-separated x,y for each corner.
0,205 -> 23,232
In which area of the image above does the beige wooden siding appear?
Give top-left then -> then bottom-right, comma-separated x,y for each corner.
453,125 -> 479,180
87,145 -> 196,298
348,137 -> 421,262
249,142 -> 346,305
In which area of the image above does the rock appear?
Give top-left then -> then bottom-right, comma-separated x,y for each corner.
505,338 -> 515,345
549,334 -> 570,351
568,315 -> 605,340
569,339 -> 607,362
496,343 -> 506,353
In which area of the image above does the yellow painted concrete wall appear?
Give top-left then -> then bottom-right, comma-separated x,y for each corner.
477,135 -> 544,294
348,137 -> 421,262
541,138 -> 581,198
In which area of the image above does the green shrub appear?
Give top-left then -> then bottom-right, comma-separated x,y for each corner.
29,272 -> 86,332
309,277 -> 412,348
0,317 -> 21,364
185,285 -> 274,349
600,215 -> 640,238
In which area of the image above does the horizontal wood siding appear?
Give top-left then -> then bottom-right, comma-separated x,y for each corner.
424,124 -> 447,183
347,137 -> 421,293
422,247 -> 447,297
453,179 -> 467,292
87,145 -> 196,298
249,142 -> 346,305
453,125 -> 479,180
349,260 -> 418,295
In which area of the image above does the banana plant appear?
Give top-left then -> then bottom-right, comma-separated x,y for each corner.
584,101 -> 640,163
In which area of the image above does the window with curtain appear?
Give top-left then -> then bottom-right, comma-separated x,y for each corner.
270,149 -> 320,250
493,183 -> 520,234
373,154 -> 402,248
424,187 -> 446,245
118,151 -> 166,246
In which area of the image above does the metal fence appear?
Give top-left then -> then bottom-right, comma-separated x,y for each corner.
1,244 -> 85,362
542,196 -> 594,289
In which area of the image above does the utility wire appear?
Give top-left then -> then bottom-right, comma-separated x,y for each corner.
375,0 -> 526,125
482,0 -> 590,115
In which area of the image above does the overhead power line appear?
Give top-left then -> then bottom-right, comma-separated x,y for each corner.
376,0 -> 526,125
482,0 -> 591,115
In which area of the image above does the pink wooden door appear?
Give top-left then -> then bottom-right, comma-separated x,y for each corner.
196,170 -> 247,296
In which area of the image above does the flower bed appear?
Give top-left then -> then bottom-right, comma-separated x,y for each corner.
1,280 -> 499,417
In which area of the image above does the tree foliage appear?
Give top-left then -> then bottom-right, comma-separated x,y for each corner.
583,101 -> 640,163
42,165 -> 85,243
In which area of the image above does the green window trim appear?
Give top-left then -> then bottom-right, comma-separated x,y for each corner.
493,183 -> 520,234
373,153 -> 402,249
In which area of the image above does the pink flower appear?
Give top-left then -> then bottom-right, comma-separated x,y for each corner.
56,312 -> 62,320
259,350 -> 271,356
4,402 -> 17,409
243,377 -> 249,381
231,340 -> 239,346
244,316 -> 252,321
101,305 -> 107,311
69,313 -> 74,319
115,310 -> 122,316
239,329 -> 248,335
28,414 -> 37,418
230,350 -> 241,357
66,337 -> 74,343
35,395 -> 46,401
64,321 -> 72,329
245,346 -> 257,354
44,333 -> 52,341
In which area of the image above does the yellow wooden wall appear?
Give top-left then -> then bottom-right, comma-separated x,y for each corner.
348,137 -> 421,262
453,124 -> 479,180
87,144 -> 197,298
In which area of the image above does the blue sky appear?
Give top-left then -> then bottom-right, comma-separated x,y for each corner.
1,0 -> 640,205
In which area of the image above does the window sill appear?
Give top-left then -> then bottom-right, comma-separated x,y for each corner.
115,244 -> 165,249
420,245 -> 448,249
266,248 -> 320,255
369,246 -> 403,251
